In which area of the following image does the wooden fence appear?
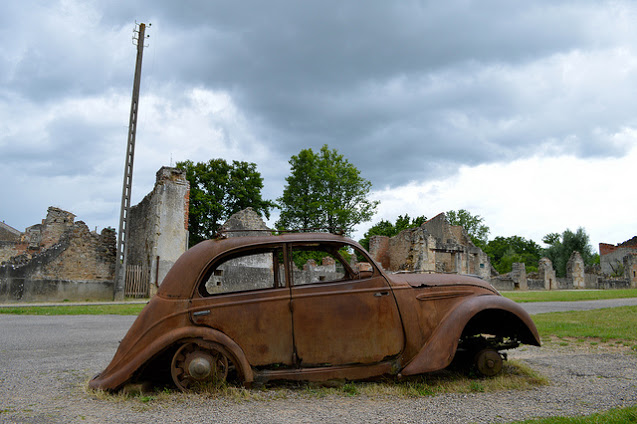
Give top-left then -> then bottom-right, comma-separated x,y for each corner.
125,264 -> 150,298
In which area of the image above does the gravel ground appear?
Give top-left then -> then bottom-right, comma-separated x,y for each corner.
1,315 -> 636,424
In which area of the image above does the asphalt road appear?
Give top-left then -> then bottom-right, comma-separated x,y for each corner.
520,297 -> 637,314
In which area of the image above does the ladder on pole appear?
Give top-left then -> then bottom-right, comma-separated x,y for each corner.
114,22 -> 149,300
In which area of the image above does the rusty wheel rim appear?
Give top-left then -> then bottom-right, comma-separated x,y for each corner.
171,342 -> 229,391
474,348 -> 503,377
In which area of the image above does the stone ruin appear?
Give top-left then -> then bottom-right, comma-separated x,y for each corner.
0,166 -> 190,302
126,166 -> 190,297
368,213 -> 491,280
219,207 -> 273,238
0,207 -> 116,302
366,213 -> 636,291
598,237 -> 637,289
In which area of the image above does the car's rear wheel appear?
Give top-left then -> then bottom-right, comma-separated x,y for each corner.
170,340 -> 230,391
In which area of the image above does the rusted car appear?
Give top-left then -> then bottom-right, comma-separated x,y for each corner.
90,233 -> 540,391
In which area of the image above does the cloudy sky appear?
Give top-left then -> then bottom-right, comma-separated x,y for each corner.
2,0 -> 636,251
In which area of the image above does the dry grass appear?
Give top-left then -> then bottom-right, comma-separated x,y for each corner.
87,359 -> 547,405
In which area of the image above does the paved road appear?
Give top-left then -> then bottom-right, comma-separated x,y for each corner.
520,297 -> 637,314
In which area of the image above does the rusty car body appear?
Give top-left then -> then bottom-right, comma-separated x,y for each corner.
90,233 -> 540,391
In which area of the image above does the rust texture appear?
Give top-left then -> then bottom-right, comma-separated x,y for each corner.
90,233 -> 540,392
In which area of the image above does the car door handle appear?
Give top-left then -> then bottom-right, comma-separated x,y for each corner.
192,310 -> 211,317
374,291 -> 389,297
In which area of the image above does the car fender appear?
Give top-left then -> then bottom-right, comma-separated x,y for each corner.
89,326 -> 254,391
400,295 -> 540,376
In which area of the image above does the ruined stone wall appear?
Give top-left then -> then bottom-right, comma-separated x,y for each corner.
567,251 -> 585,289
537,258 -> 557,290
511,262 -> 528,290
369,236 -> 390,269
0,208 -> 76,263
39,207 -> 76,250
220,207 -> 272,238
0,222 -> 21,242
0,221 -> 115,302
0,241 -> 19,263
600,237 -> 637,276
127,167 -> 189,295
601,247 -> 635,276
368,213 -> 490,280
391,229 -> 435,272
422,213 -> 451,243
625,254 -> 637,288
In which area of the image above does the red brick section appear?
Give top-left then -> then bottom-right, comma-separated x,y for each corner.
599,243 -> 617,256
600,236 -> 637,256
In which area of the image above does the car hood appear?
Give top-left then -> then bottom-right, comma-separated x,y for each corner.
387,272 -> 499,294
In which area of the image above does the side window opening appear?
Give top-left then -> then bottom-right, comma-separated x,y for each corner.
290,243 -> 375,286
200,248 -> 283,296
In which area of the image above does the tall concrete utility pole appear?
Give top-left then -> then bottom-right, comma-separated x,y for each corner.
114,22 -> 150,300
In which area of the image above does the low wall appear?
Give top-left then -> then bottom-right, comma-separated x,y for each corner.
0,278 -> 113,302
527,279 -> 545,290
597,279 -> 631,290
501,277 -> 631,291
490,278 -> 515,291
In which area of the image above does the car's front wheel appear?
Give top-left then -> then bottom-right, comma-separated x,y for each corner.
473,348 -> 503,377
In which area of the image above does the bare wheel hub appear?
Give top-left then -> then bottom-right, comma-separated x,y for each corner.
188,356 -> 212,380
170,341 -> 230,391
474,348 -> 503,377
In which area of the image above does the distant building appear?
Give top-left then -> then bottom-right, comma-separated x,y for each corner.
599,237 -> 637,286
368,213 -> 491,280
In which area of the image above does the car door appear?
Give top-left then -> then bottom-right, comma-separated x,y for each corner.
189,245 -> 295,367
288,242 -> 404,367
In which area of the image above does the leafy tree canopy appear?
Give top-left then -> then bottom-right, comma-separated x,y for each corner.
484,236 -> 541,274
276,145 -> 379,235
177,159 -> 274,247
542,227 -> 595,277
446,209 -> 490,249
359,214 -> 427,251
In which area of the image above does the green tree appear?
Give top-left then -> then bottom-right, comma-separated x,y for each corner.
484,236 -> 541,274
542,227 -> 595,277
276,145 -> 379,235
446,209 -> 490,249
177,159 -> 274,247
359,214 -> 427,251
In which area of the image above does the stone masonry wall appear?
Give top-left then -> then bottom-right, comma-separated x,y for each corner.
0,219 -> 115,302
127,167 -> 190,295
567,251 -> 585,289
368,213 -> 490,280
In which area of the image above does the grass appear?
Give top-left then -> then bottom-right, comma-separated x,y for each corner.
513,405 -> 637,423
89,359 -> 546,404
502,288 -> 637,303
0,303 -> 146,315
532,305 -> 637,342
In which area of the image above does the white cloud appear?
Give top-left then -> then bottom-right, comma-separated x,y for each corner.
364,137 -> 637,251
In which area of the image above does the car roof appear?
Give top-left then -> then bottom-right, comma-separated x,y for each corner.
157,233 -> 364,299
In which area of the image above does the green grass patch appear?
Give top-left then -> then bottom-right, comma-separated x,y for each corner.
502,289 -> 637,303
0,304 -> 145,315
532,305 -> 637,342
513,405 -> 637,423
